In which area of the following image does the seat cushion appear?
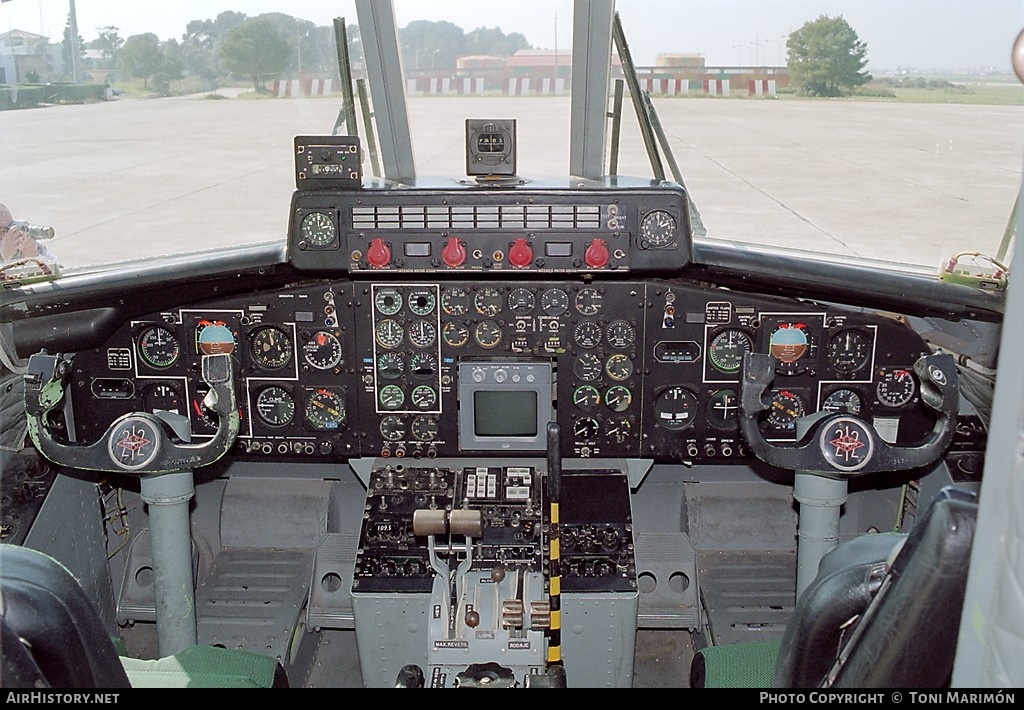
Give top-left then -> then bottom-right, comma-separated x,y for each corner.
690,638 -> 782,688
120,645 -> 285,688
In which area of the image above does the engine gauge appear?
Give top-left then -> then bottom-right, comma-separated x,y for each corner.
573,416 -> 600,440
300,211 -> 336,247
473,320 -> 502,349
640,210 -> 677,247
255,386 -> 295,427
249,326 -> 293,370
767,389 -> 806,432
410,385 -> 437,410
441,287 -> 470,316
305,388 -> 347,430
573,321 -> 602,349
374,288 -> 403,316
407,288 -> 436,316
411,415 -> 439,441
377,351 -> 404,380
410,352 -> 438,379
876,368 -> 916,408
605,385 -> 633,412
574,287 -> 603,316
572,385 -> 601,410
603,417 -> 633,443
605,353 -> 634,381
708,329 -> 752,373
605,320 -> 636,349
442,321 -> 470,348
826,328 -> 872,375
142,382 -> 184,415
407,320 -> 437,348
541,288 -> 569,316
573,352 -> 602,381
380,414 -> 406,441
507,287 -> 536,315
375,319 -> 404,349
654,386 -> 698,430
302,330 -> 343,370
822,388 -> 863,415
474,287 -> 503,317
378,384 -> 405,410
138,325 -> 181,368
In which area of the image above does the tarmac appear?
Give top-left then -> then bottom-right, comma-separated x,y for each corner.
0,92 -> 1021,271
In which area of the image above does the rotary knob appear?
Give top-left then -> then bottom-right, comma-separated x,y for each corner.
508,238 -> 533,268
367,238 -> 391,268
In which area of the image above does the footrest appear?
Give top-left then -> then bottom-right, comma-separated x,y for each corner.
634,532 -> 701,629
196,548 -> 314,663
306,532 -> 359,630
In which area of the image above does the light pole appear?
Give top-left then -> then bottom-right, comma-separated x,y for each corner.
765,38 -> 781,66
68,0 -> 82,84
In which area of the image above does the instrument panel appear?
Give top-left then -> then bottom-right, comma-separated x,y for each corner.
67,276 -> 935,465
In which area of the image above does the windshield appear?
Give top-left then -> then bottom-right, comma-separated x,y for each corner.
1,0 -> 1021,273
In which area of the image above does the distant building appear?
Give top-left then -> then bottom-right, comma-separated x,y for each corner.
0,29 -> 52,83
411,48 -> 789,97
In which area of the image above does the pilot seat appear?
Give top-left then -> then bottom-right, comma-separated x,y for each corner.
690,485 -> 978,688
0,543 -> 289,689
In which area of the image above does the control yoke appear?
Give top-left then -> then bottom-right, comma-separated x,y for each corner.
738,351 -> 959,475
24,352 -> 241,476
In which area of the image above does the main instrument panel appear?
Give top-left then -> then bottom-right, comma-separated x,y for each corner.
59,180 -> 938,466
67,277 -> 935,465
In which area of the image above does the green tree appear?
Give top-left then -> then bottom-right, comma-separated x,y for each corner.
399,20 -> 465,71
464,27 -> 532,56
219,17 -> 291,92
180,11 -> 248,83
153,38 -> 185,94
120,33 -> 163,88
786,15 -> 871,97
93,26 -> 123,66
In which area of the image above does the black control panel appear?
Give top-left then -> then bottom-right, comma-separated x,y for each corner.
286,181 -> 692,275
351,463 -> 636,595
66,276 -> 935,465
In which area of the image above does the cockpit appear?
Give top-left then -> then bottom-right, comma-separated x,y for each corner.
1,0 -> 1020,690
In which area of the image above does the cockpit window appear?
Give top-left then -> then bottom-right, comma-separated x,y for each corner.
0,0 -> 1020,272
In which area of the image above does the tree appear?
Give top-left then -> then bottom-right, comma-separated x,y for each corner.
120,33 -> 163,88
153,38 -> 185,94
93,26 -> 124,66
786,15 -> 871,97
399,20 -> 465,71
219,17 -> 291,92
464,27 -> 531,57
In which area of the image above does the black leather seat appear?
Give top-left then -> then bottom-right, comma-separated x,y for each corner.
0,544 -> 289,688
691,486 -> 978,688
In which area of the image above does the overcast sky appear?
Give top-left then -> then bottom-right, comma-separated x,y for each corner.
2,0 -> 1021,71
